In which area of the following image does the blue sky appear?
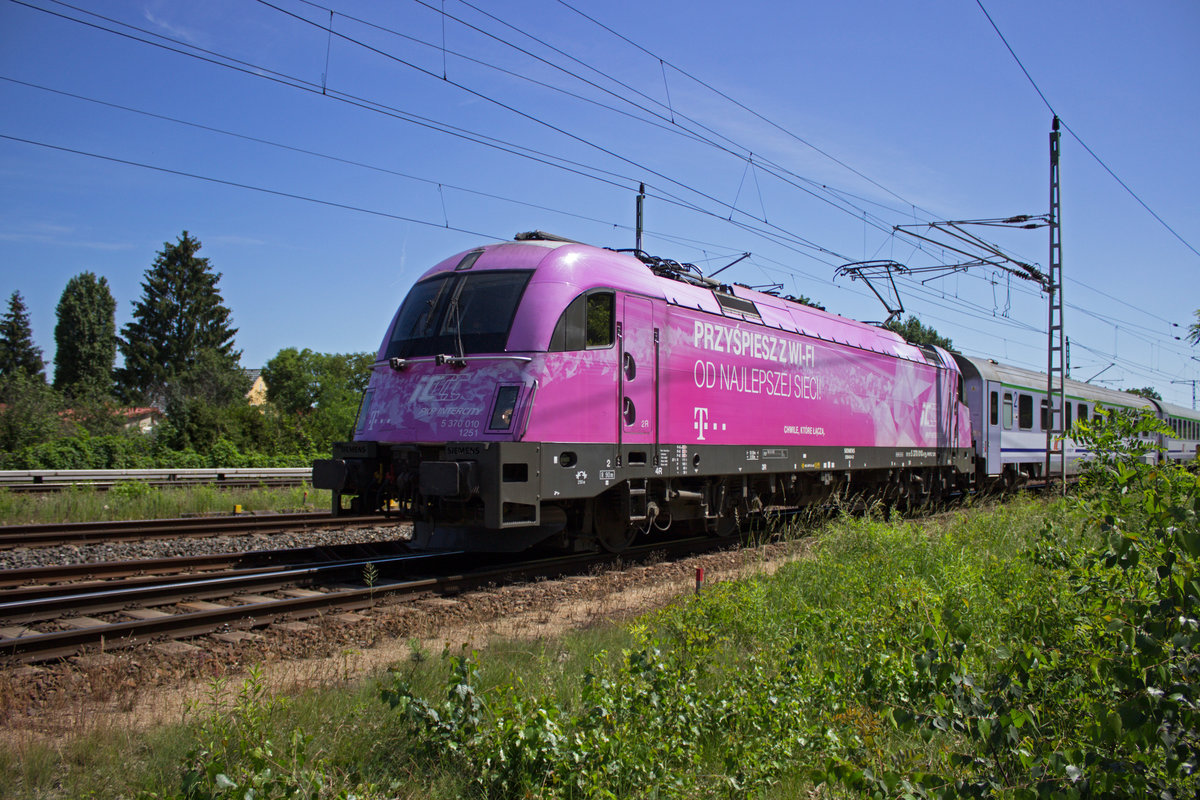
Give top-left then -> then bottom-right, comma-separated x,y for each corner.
2,0 -> 1198,407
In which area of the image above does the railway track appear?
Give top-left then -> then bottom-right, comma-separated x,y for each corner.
0,535 -> 730,663
0,511 -> 391,549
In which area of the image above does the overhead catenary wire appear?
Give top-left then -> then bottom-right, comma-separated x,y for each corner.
552,0 -> 933,217
284,0 -> 947,263
4,0 -> 1195,401
252,0 -> 894,265
0,76 -> 632,233
0,133 -> 506,240
974,0 -> 1200,261
2,0 -> 987,275
16,0 -> 851,265
519,0 -> 1197,357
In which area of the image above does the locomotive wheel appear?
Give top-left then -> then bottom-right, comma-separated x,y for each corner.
593,492 -> 638,553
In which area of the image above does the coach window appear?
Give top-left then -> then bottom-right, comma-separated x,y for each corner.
1065,402 -> 1072,429
1002,392 -> 1013,429
1078,403 -> 1087,425
990,391 -> 999,425
550,290 -> 614,351
1018,394 -> 1034,430
1040,399 -> 1049,431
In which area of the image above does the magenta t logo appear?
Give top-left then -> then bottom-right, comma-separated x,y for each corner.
693,407 -> 710,441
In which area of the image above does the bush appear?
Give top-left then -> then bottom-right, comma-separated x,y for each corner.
824,409 -> 1200,798
142,665 -> 389,800
377,416 -> 1198,799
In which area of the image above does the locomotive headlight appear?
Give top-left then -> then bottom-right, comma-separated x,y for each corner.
489,386 -> 520,430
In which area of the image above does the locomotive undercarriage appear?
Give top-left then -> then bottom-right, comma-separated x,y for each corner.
313,440 -> 975,553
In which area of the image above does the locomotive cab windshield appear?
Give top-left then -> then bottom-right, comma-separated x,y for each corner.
385,270 -> 533,358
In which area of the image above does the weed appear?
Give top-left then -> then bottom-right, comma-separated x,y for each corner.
138,664 -> 387,800
362,562 -> 379,598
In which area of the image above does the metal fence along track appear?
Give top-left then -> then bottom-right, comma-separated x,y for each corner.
0,468 -> 312,492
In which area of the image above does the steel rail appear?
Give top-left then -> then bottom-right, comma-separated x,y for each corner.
0,512 -> 392,549
0,552 -> 284,590
0,540 -> 419,603
0,551 -> 454,624
0,534 -> 730,663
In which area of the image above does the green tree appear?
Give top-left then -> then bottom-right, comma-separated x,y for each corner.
1188,308 -> 1199,346
0,290 -> 46,380
155,348 -> 253,452
0,370 -> 64,452
789,293 -> 825,311
883,314 -> 953,350
116,232 -> 240,404
53,272 -> 117,400
1127,386 -> 1162,401
263,348 -> 373,450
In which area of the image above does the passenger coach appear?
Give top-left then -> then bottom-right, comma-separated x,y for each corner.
952,355 -> 1200,485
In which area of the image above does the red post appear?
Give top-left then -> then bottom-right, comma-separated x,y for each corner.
695,567 -> 705,594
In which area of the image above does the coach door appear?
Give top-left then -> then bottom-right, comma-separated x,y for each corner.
985,381 -> 1002,473
618,295 -> 658,451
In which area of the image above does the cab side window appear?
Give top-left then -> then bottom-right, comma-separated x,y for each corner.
550,291 -> 614,351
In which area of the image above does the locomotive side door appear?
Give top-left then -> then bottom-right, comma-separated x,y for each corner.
619,295 -> 658,448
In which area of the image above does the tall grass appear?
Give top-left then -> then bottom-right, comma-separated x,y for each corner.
1,496 -> 1075,798
0,483 -> 331,525
9,414 -> 1194,800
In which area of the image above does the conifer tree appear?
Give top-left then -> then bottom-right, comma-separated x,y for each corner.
0,290 -> 46,381
53,272 -> 117,400
116,232 -> 240,404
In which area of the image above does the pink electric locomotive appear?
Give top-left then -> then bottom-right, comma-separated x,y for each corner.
312,232 -> 976,552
